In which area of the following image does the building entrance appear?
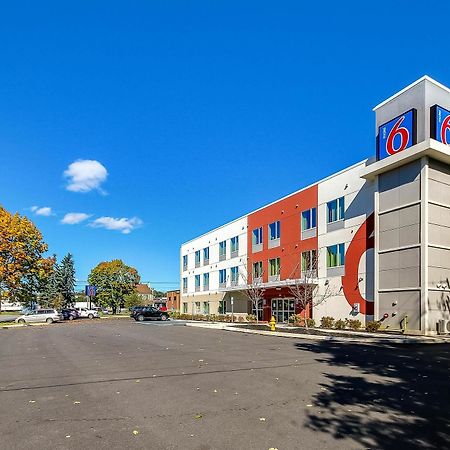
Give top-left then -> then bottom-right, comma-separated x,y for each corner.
271,298 -> 295,323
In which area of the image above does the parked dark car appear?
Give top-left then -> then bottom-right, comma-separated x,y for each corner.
61,308 -> 79,321
130,306 -> 145,317
133,306 -> 169,322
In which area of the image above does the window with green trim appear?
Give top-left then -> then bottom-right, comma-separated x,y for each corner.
327,243 -> 345,267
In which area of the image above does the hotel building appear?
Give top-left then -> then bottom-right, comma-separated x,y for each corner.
180,76 -> 450,335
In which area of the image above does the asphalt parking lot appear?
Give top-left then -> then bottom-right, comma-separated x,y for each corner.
0,320 -> 448,450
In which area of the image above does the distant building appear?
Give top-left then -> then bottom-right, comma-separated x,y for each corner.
135,284 -> 154,305
166,290 -> 180,311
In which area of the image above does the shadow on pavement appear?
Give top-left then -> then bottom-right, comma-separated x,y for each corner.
294,342 -> 450,449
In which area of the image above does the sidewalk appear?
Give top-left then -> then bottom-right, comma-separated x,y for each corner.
185,321 -> 450,344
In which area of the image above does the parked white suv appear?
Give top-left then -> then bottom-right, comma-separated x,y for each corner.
16,309 -> 62,324
75,308 -> 99,319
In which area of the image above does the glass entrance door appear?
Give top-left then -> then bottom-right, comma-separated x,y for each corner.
271,298 -> 295,323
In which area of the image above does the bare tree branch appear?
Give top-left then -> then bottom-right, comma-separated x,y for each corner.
239,260 -> 265,323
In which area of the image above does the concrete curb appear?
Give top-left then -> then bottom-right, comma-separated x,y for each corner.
185,322 -> 449,344
223,326 -> 448,344
0,322 -> 51,329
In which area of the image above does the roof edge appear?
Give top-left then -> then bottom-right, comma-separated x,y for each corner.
373,75 -> 450,111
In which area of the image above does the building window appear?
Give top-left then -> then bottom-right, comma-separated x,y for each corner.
327,197 -> 345,223
230,266 -> 239,286
301,250 -> 317,276
183,255 -> 188,271
203,247 -> 209,265
268,221 -> 280,240
195,302 -> 201,314
203,301 -> 210,315
268,257 -> 281,280
252,227 -> 263,246
195,250 -> 201,268
182,302 -> 188,313
182,277 -> 187,293
219,240 -> 227,261
301,208 -> 317,231
252,299 -> 263,321
327,243 -> 345,267
230,236 -> 239,257
203,273 -> 209,290
219,269 -> 227,287
218,300 -> 226,314
253,261 -> 263,280
195,275 -> 201,292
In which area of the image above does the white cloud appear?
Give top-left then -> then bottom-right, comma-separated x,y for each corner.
61,212 -> 91,225
89,216 -> 143,234
31,206 -> 53,216
64,159 -> 108,193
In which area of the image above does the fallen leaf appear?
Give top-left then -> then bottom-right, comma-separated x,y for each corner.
28,400 -> 36,404
65,435 -> 71,438
306,404 -> 313,407
136,380 -> 140,383
73,401 -> 80,405
259,417 -> 266,421
133,430 -> 139,435
194,414 -> 202,419
199,359 -> 204,362
213,389 -> 218,393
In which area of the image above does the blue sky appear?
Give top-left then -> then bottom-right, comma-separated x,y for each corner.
0,1 -> 449,291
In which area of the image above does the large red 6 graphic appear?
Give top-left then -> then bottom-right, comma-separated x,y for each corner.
341,213 -> 374,315
387,116 -> 409,155
441,116 -> 450,145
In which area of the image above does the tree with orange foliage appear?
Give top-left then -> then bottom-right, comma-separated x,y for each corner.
88,259 -> 140,314
0,206 -> 52,309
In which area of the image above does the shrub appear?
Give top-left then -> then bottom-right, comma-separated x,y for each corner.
366,321 -> 381,332
335,319 -> 346,329
346,319 -> 362,331
290,315 -> 315,328
246,314 -> 257,323
320,316 -> 335,328
238,316 -> 245,323
288,314 -> 296,324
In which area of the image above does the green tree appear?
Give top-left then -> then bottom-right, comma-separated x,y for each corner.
57,253 -> 76,307
124,291 -> 143,309
88,259 -> 140,314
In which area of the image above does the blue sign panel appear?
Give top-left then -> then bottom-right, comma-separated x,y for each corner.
85,285 -> 96,297
431,105 -> 450,145
377,109 -> 417,160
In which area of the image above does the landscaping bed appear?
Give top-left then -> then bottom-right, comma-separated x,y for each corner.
230,323 -> 404,339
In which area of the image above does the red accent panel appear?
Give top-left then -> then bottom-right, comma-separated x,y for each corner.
247,184 -> 318,284
341,213 -> 374,315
